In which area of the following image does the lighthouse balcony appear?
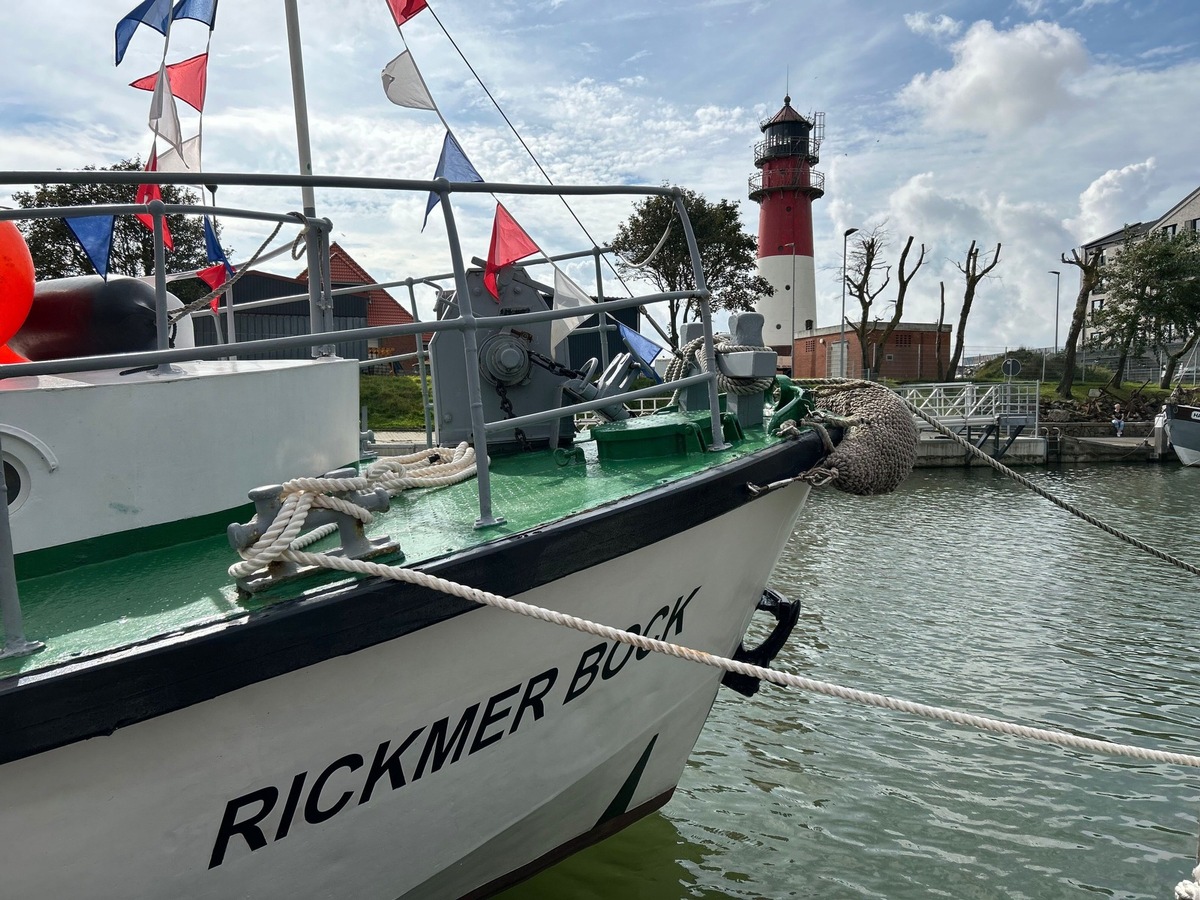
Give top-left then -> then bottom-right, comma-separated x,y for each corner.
748,167 -> 825,201
753,136 -> 819,166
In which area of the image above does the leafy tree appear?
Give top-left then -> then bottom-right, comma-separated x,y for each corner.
844,226 -> 926,378
1055,246 -> 1102,398
11,158 -> 226,302
610,187 -> 772,349
1090,229 -> 1200,388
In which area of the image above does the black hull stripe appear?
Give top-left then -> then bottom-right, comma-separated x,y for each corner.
0,434 -> 825,766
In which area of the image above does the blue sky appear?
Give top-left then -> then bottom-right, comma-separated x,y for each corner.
1,0 -> 1198,353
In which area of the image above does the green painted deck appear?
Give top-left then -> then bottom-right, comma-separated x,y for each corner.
1,421 -> 783,681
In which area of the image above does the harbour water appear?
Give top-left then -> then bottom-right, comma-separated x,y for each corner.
503,463 -> 1200,899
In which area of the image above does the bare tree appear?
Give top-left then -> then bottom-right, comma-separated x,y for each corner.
844,227 -> 891,376
1055,247 -> 1102,398
944,241 -> 1002,381
871,236 -> 926,379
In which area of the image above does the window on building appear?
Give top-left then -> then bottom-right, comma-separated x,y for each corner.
895,333 -> 912,347
1163,223 -> 1177,237
1190,218 -> 1200,232
805,339 -> 815,353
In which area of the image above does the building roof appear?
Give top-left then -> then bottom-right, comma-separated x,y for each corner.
760,95 -> 811,130
1081,221 -> 1148,251
1152,183 -> 1200,229
298,243 -> 415,327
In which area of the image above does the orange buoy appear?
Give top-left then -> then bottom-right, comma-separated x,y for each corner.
0,221 -> 35,346
0,343 -> 28,363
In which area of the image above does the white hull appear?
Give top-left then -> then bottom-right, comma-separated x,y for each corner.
1165,404 -> 1200,466
0,481 -> 809,899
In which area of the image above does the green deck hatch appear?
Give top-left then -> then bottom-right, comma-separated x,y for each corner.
591,410 -> 744,461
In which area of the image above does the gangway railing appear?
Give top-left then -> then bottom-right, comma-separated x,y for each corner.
898,381 -> 1040,435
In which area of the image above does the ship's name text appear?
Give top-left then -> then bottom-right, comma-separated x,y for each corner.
208,586 -> 700,869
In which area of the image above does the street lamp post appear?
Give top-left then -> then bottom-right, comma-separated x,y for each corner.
840,227 -> 859,378
1049,270 -> 1061,353
785,242 -> 797,375
1042,269 -> 1061,383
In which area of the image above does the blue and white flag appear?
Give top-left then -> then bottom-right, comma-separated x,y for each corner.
64,216 -> 115,279
422,131 -> 483,230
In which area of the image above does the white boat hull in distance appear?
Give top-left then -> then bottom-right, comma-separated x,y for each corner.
1165,403 -> 1200,466
0,480 -> 810,900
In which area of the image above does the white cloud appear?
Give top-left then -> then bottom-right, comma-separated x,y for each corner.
900,20 -> 1089,135
1063,158 -> 1158,242
903,12 -> 962,40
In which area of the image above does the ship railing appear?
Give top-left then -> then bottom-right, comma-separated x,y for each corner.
0,171 -> 732,654
898,381 -> 1041,434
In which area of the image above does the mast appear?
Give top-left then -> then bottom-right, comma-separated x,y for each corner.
283,0 -> 334,354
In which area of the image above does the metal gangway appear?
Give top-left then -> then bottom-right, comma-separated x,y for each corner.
898,381 -> 1041,439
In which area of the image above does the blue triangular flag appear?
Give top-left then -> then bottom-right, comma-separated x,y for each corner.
64,216 -> 116,279
115,0 -> 173,66
203,216 -> 233,274
618,322 -> 664,383
172,0 -> 218,28
423,131 -> 483,231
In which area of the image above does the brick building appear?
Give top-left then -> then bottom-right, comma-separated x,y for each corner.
791,322 -> 951,381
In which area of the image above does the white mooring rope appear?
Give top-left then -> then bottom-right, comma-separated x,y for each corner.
251,540 -> 1200,770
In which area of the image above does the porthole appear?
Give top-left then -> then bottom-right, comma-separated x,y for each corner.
3,454 -> 30,513
4,461 -> 18,505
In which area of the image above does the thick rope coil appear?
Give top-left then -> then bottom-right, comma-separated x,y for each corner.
665,334 -> 776,398
1178,868 -> 1200,900
792,378 -> 918,496
229,443 -> 477,578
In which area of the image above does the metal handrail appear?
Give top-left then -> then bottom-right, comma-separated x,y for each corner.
899,381 -> 1041,434
0,173 -> 728,648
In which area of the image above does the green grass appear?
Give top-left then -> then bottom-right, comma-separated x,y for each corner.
359,375 -> 429,430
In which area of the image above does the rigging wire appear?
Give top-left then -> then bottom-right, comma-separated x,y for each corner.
421,3 -> 678,351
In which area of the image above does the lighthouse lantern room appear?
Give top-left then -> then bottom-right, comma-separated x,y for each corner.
748,96 -> 825,371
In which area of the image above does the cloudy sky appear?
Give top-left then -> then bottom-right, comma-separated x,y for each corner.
1,0 -> 1198,354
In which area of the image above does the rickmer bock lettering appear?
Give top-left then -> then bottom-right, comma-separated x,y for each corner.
208,586 -> 701,869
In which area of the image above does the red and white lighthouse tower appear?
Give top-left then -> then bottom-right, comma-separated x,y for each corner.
748,97 -> 824,371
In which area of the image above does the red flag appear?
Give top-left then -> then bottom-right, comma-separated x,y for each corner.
134,148 -> 174,251
483,204 -> 539,299
129,52 -> 209,112
198,262 -> 230,311
385,0 -> 427,26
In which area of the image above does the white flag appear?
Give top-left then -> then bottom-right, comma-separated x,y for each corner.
156,134 -> 202,172
148,64 -> 184,156
381,50 -> 436,110
552,268 -> 595,349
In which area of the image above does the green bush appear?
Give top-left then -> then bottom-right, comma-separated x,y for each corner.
359,375 -> 429,430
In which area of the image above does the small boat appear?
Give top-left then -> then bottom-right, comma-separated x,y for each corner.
1164,395 -> 1200,466
0,5 -> 914,898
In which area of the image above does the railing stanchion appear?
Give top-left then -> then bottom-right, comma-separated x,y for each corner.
437,181 -> 504,527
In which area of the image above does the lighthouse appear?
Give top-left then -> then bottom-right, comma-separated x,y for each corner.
748,97 -> 824,372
